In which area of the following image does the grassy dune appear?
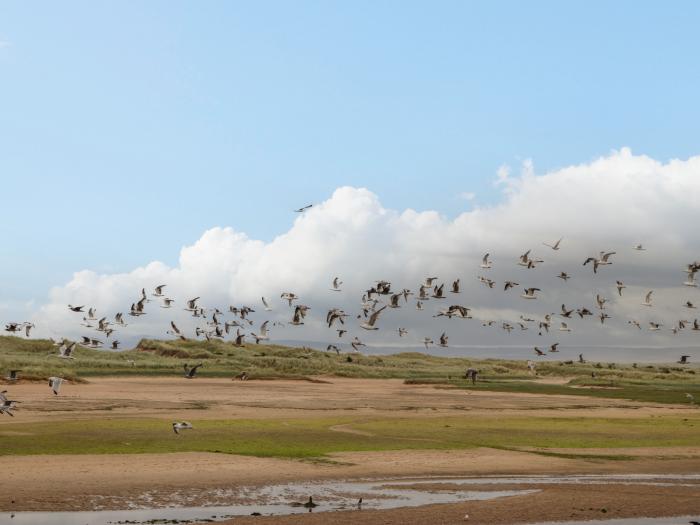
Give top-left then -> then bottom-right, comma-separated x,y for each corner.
1,335 -> 699,404
1,415 -> 698,458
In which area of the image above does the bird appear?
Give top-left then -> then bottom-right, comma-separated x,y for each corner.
48,377 -> 63,395
326,344 -> 341,355
303,496 -> 317,509
183,363 -> 202,379
172,421 -> 193,434
648,322 -> 662,331
56,342 -> 76,359
111,340 -> 120,349
596,294 -> 607,310
153,284 -> 167,297
0,391 -> 18,416
438,332 -> 448,347
336,329 -> 347,338
422,337 -> 434,349
549,343 -> 560,353
543,237 -> 562,250
397,327 -> 408,337
678,355 -> 690,365
281,292 -> 299,306
684,301 -> 697,309
294,204 -> 313,213
261,297 -> 272,311
616,281 -> 626,296
360,305 -> 387,330
67,305 -> 85,312
330,277 -> 343,291
451,279 -> 460,293
521,288 -> 540,299
641,290 -> 653,307
534,347 -> 545,356
504,281 -> 519,291
167,321 -> 186,340
560,304 -> 573,318
480,253 -> 492,269
350,337 -> 365,352
557,272 -> 570,281
559,322 -> 571,332
251,321 -> 270,343
633,244 -> 646,251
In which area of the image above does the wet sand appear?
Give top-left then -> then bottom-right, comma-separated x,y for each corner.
0,376 -> 698,522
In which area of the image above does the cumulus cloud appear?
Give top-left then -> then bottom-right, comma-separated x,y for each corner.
31,149 -> 700,361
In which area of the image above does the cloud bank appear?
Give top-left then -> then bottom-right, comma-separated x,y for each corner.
31,149 -> 700,361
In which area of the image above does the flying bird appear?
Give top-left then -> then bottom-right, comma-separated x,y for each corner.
172,421 -> 193,434
543,237 -> 563,250
294,204 -> 313,213
183,363 -> 203,378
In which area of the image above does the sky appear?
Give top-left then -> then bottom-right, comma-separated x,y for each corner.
2,2 -> 700,360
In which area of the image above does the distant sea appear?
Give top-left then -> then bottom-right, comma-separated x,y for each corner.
274,339 -> 696,364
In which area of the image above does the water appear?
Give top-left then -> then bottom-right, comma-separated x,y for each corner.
1,474 -> 698,525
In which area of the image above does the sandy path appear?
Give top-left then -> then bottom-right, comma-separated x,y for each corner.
1,376 -> 694,423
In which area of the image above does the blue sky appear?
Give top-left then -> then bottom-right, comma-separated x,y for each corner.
2,1 -> 700,310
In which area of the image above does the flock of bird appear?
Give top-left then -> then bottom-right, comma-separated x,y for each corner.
2,229 -> 699,421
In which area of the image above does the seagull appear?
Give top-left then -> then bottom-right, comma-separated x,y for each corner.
543,237 -> 562,250
504,281 -> 519,291
172,421 -> 193,434
153,284 -> 167,297
534,347 -> 546,356
415,300 -> 424,310
549,343 -> 560,353
330,277 -> 343,292
557,272 -> 570,281
560,304 -> 574,318
350,337 -> 366,352
233,329 -> 246,346
167,321 -> 186,340
451,279 -> 460,293
518,250 -> 532,267
261,297 -> 272,311
633,244 -> 646,251
111,340 -> 120,350
578,354 -> 585,363
294,204 -> 313,213
521,288 -> 540,299
583,252 -> 615,273
336,329 -> 347,338
559,322 -> 571,332
360,305 -> 387,330
281,292 -> 299,306
628,320 -> 641,329
599,312 -> 611,324
683,273 -> 697,287
251,321 -> 270,343
480,253 -> 492,269
616,281 -> 626,296
48,377 -> 63,395
596,294 -> 607,310
422,337 -> 434,349
432,283 -> 445,298
397,327 -> 408,337
185,297 -> 200,312
678,355 -> 691,365
57,342 -> 76,359
161,298 -> 175,308
0,391 -> 18,416
68,305 -> 85,312
326,344 -> 341,355
438,332 -> 448,347
183,363 -> 203,379
641,290 -> 653,307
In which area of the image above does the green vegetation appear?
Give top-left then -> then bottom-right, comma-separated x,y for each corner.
1,415 -> 698,458
1,336 -> 698,405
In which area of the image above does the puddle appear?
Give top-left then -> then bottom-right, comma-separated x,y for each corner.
528,517 -> 698,525
1,474 -> 698,525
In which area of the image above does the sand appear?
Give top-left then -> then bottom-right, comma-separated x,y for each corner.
1,376 -> 699,522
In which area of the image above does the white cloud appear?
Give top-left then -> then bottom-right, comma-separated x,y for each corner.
30,149 -> 700,359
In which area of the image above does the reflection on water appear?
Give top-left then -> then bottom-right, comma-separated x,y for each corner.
1,474 -> 698,525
